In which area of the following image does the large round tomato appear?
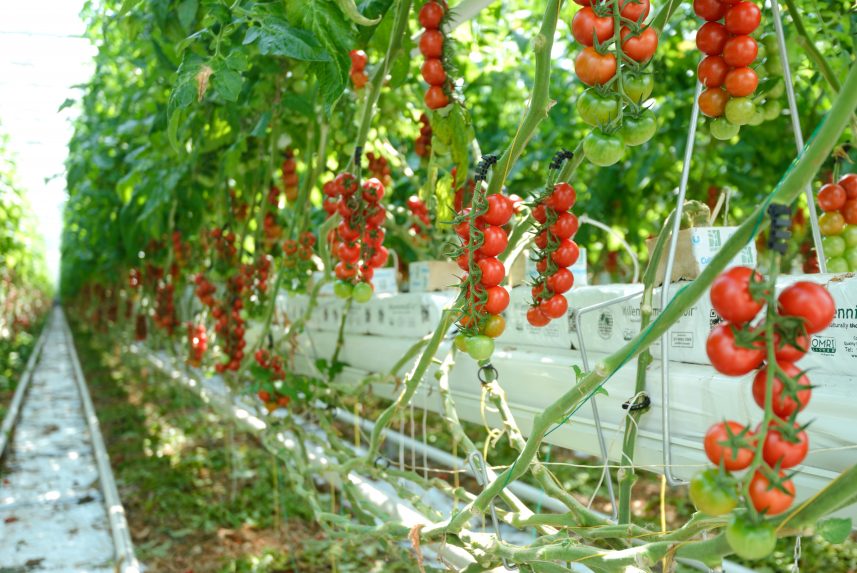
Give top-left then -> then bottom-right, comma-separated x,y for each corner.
762,424 -> 809,469
482,286 -> 510,315
725,1 -> 761,35
699,87 -> 729,118
575,47 -> 617,86
778,281 -> 836,334
749,471 -> 795,515
571,7 -> 613,47
693,0 -> 727,20
483,194 -> 514,226
621,27 -> 658,62
583,129 -> 625,166
704,420 -> 755,471
818,183 -> 847,212
618,0 -> 650,21
550,212 -> 580,239
696,22 -> 729,56
839,173 -> 857,199
477,257 -> 505,287
710,266 -> 763,325
725,67 -> 758,97
698,55 -> 729,88
706,323 -> 764,376
477,226 -> 509,257
620,110 -> 657,147
540,294 -> 569,319
551,239 -> 581,267
723,35 -> 758,67
773,330 -> 810,362
726,515 -> 777,561
547,268 -> 575,294
622,73 -> 654,103
752,361 -> 812,418
689,469 -> 738,516
547,183 -> 577,211
819,211 -> 845,236
577,89 -> 619,126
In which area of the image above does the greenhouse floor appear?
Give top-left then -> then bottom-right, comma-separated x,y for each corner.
0,310 -> 137,572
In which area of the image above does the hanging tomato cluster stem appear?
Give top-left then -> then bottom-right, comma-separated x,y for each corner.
349,50 -> 368,90
407,195 -> 431,238
186,323 -> 207,367
419,1 -> 450,110
213,274 -> 248,373
415,113 -> 432,157
452,156 -> 512,361
281,149 -> 299,202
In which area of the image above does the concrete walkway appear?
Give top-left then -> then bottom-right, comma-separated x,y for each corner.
0,310 -> 138,572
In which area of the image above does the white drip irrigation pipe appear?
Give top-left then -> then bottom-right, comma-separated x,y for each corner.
59,309 -> 140,573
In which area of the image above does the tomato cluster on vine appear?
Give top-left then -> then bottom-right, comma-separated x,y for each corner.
253,350 -> 293,412
415,113 -> 432,158
281,148 -> 299,202
690,266 -> 835,560
527,182 -> 580,327
407,195 -> 431,238
213,274 -> 248,373
817,172 -> 857,272
571,0 -> 659,166
154,280 -> 177,334
349,49 -> 368,90
186,323 -> 207,367
366,151 -> 393,188
208,227 -> 238,262
418,1 -> 450,110
194,273 -> 217,307
329,173 -> 388,303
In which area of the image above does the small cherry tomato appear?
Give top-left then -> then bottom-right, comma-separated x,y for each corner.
706,323 -> 764,376
748,471 -> 795,516
527,306 -> 551,327
778,281 -> 836,334
704,420 -> 755,471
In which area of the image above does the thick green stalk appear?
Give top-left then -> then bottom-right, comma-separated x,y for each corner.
485,0 -> 561,196
427,61 -> 857,539
617,211 -> 675,524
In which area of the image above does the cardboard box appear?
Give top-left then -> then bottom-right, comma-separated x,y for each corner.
648,227 -> 756,285
408,261 -> 461,292
366,292 -> 454,338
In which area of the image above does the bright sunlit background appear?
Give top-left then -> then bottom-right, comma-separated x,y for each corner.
0,1 -> 94,285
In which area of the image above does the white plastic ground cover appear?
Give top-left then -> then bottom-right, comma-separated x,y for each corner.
288,323 -> 857,523
0,310 -> 139,572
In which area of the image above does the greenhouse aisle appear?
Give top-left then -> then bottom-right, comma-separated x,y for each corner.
0,309 -> 138,572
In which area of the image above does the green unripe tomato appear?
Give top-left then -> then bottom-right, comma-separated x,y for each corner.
333,280 -> 353,299
689,469 -> 738,516
842,225 -> 857,248
465,335 -> 495,361
710,118 -> 740,141
454,333 -> 470,353
352,281 -> 374,303
763,99 -> 782,121
725,97 -> 756,126
845,248 -> 857,272
583,129 -> 625,166
577,89 -> 619,127
823,235 -> 847,258
622,73 -> 654,104
620,110 -> 657,147
726,514 -> 777,561
767,78 -> 785,99
827,257 -> 850,273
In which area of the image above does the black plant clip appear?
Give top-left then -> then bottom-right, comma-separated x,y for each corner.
474,153 -> 499,183
622,393 -> 651,412
767,203 -> 791,255
548,148 -> 574,171
478,363 -> 498,385
354,145 -> 364,167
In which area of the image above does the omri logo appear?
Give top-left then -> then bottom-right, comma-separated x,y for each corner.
811,336 -> 835,354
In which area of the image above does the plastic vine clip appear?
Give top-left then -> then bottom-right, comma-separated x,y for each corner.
767,203 -> 792,255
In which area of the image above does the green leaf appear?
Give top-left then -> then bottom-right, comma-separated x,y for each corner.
211,64 -> 243,102
248,15 -> 331,62
224,49 -> 250,72
817,518 -> 852,544
119,0 -> 142,16
57,98 -> 75,112
177,0 -> 198,32
334,0 -> 381,26
250,112 -> 272,138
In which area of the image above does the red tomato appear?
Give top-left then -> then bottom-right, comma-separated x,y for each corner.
361,178 -> 385,202
621,27 -> 658,62
778,281 -> 836,334
723,35 -> 758,67
571,7 -> 613,47
762,424 -> 809,469
365,204 -> 386,227
335,261 -> 357,280
704,421 -> 755,471
752,361 -> 812,418
547,183 -> 577,211
619,0 -> 650,21
550,212 -> 579,239
539,294 -> 569,319
337,242 -> 360,264
698,56 -> 729,88
842,199 -> 857,225
839,173 -> 857,199
425,86 -> 449,109
725,2 -> 761,35
482,286 -> 510,315
710,266 -> 763,325
547,268 -> 575,294
725,67 -> 758,97
337,221 -> 360,242
693,0 -> 727,21
534,231 -> 549,250
818,183 -> 847,212
706,323 -> 764,376
419,30 -> 444,58
532,203 -> 547,223
483,194 -> 514,226
696,22 -> 729,56
527,306 -> 551,327
575,47 -> 617,86
551,239 -> 580,267
421,58 -> 446,86
478,226 -> 509,257
368,246 -> 388,268
749,471 -> 795,516
349,50 -> 367,71
419,1 -> 445,29
478,257 -> 505,287
699,87 -> 729,118
350,71 -> 368,89
773,329 -> 810,362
